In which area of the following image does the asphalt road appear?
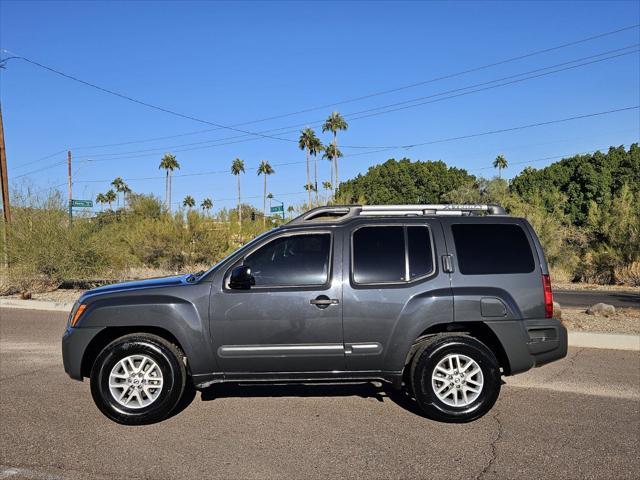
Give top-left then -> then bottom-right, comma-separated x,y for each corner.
1,308 -> 639,480
555,289 -> 640,309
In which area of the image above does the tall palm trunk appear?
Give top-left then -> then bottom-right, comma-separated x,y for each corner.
333,132 -> 339,195
165,170 -> 170,208
305,148 -> 311,206
313,153 -> 318,205
262,174 -> 267,227
237,175 -> 242,227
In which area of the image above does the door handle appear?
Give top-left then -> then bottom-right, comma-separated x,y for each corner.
310,295 -> 339,309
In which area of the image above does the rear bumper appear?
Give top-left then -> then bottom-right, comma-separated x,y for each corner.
486,318 -> 567,375
62,326 -> 104,381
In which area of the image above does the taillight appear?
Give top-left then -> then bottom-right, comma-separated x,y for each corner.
542,274 -> 553,318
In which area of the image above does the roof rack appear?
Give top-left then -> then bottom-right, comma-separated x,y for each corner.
288,204 -> 506,224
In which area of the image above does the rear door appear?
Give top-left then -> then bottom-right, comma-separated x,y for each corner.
341,219 -> 453,373
440,217 -> 545,321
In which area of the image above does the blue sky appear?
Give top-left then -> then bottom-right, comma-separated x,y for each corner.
1,1 -> 639,212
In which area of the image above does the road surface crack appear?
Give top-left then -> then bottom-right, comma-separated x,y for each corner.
474,410 -> 503,480
546,347 -> 584,383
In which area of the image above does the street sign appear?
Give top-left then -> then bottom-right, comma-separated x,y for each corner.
71,199 -> 93,208
270,205 -> 284,213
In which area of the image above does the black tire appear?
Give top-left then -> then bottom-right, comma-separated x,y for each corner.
409,334 -> 501,423
90,333 -> 187,425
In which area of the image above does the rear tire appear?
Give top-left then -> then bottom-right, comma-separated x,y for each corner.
409,334 -> 501,423
90,333 -> 187,425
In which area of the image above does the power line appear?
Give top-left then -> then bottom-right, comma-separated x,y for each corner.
68,107 -> 638,186
6,23 -> 639,163
59,47 -> 638,166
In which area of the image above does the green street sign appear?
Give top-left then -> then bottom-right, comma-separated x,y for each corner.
71,199 -> 93,208
270,205 -> 284,213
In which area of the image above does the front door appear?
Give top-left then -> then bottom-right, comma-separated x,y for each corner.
209,229 -> 345,374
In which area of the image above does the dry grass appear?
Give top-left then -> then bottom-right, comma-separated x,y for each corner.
559,307 -> 640,334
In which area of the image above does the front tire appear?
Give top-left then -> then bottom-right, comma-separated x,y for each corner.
90,333 -> 187,425
409,334 -> 501,423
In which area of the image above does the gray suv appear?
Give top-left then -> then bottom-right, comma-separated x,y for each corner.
62,204 -> 567,425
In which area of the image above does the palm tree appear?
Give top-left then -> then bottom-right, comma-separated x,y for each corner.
257,160 -> 275,227
322,181 -> 332,203
111,177 -> 128,208
95,193 -> 106,211
201,198 -> 213,213
298,128 -> 322,206
105,189 -> 117,210
322,144 -> 342,196
183,195 -> 195,209
287,205 -> 295,219
493,154 -> 508,179
159,153 -> 180,209
322,112 -> 348,193
231,158 -> 245,226
121,184 -> 132,208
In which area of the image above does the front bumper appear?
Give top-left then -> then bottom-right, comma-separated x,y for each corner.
62,326 -> 105,380
486,318 -> 567,375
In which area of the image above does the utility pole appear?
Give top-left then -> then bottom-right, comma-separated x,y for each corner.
0,104 -> 10,268
67,150 -> 72,225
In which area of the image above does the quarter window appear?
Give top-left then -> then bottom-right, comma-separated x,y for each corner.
244,233 -> 331,287
408,226 -> 434,279
452,223 -> 535,275
352,226 -> 434,284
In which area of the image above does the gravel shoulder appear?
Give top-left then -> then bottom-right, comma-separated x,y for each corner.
560,307 -> 640,334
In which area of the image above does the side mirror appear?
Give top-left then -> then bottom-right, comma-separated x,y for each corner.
229,265 -> 255,290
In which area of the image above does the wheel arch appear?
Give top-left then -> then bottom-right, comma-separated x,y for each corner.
81,326 -> 187,378
405,322 -> 512,375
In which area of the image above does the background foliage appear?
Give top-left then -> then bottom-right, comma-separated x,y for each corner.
1,144 -> 638,292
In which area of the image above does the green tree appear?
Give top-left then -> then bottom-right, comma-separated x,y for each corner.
231,158 -> 245,226
182,195 -> 195,209
95,193 -> 107,211
104,189 -> 117,210
322,181 -> 332,203
287,205 -> 295,219
159,153 -> 180,209
322,112 -> 348,191
257,160 -> 275,227
337,158 -> 475,205
493,154 -> 508,179
111,177 -> 125,208
298,128 -> 322,206
201,198 -> 213,213
322,144 -> 342,197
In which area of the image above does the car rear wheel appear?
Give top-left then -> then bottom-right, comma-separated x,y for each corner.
409,334 -> 501,423
90,333 -> 186,425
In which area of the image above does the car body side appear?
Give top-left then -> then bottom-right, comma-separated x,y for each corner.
62,216 -> 567,388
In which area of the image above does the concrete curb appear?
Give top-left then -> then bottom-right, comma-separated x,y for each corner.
0,299 -> 74,312
1,299 -> 639,352
567,331 -> 639,351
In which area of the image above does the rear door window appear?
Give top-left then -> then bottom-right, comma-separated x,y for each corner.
451,223 -> 535,275
352,225 -> 434,284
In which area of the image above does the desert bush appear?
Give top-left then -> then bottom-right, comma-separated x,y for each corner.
615,262 -> 640,287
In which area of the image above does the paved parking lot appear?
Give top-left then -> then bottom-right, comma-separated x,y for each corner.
1,308 -> 639,479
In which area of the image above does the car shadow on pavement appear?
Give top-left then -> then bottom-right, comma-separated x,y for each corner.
196,382 -> 424,417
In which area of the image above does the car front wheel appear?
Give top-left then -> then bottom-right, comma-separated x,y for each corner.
90,333 -> 187,425
410,334 -> 501,423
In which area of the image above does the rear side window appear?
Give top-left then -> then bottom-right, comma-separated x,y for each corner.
452,223 -> 535,275
352,225 -> 434,284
